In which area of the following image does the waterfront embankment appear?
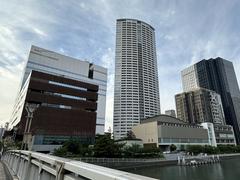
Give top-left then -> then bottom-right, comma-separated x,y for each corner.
73,153 -> 240,169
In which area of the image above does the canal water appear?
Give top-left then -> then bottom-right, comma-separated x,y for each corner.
126,157 -> 240,180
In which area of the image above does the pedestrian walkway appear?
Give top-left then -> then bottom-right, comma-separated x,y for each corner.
0,161 -> 11,180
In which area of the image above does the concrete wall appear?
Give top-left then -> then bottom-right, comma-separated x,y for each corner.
132,121 -> 158,146
158,125 -> 208,139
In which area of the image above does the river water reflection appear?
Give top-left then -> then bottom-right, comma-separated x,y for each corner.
126,157 -> 240,180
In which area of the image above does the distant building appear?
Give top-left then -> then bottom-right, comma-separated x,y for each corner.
165,110 -> 176,118
213,123 -> 236,145
132,115 -> 209,150
113,19 -> 160,139
10,45 -> 107,135
201,123 -> 217,147
175,88 -> 226,125
201,123 -> 236,146
181,57 -> 240,144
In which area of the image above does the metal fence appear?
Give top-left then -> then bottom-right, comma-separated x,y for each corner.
1,150 -> 157,180
75,157 -> 165,163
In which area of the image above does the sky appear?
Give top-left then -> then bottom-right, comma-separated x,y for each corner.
0,0 -> 240,130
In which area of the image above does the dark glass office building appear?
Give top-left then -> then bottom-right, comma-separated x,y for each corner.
181,57 -> 240,144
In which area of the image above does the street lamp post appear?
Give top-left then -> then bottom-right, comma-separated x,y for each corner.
12,126 -> 18,141
21,103 -> 39,150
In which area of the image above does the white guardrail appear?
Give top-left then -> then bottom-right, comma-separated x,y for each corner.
1,150 -> 157,180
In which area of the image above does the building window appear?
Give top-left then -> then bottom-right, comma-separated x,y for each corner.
88,63 -> 94,79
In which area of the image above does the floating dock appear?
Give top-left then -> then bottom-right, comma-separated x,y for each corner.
178,155 -> 220,166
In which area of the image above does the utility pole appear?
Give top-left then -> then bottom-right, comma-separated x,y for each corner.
21,103 -> 39,150
12,126 -> 18,141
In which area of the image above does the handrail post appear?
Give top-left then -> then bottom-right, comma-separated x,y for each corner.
37,160 -> 43,180
14,152 -> 21,177
56,161 -> 64,180
23,152 -> 32,180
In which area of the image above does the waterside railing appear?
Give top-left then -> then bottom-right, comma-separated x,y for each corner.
1,150 -> 158,180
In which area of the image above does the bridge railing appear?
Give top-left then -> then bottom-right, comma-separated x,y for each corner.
1,150 -> 157,180
75,157 -> 165,163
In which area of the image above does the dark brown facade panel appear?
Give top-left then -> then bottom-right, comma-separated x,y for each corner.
17,70 -> 99,140
26,91 -> 97,110
31,70 -> 99,91
19,106 -> 96,136
29,80 -> 98,101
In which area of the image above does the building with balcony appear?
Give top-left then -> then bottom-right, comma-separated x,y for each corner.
113,19 -> 160,139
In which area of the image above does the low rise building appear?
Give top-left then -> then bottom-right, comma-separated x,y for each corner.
213,124 -> 236,145
164,110 -> 176,118
132,115 -> 209,150
200,123 -> 217,147
200,123 -> 236,146
175,88 -> 226,124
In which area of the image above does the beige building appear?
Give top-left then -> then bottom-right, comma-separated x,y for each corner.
132,115 -> 209,149
175,88 -> 225,124
165,110 -> 176,117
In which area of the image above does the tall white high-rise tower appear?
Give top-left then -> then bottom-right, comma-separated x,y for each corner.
113,19 -> 160,139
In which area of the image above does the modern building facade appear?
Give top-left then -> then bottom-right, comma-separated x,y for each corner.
11,70 -> 99,152
175,88 -> 226,125
12,45 -> 107,134
113,19 -> 160,139
165,110 -> 176,118
201,123 -> 236,146
132,115 -> 209,150
201,123 -> 217,147
213,123 -> 236,145
181,57 -> 240,144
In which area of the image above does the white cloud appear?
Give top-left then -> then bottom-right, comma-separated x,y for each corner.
100,48 -> 114,70
0,0 -> 240,128
33,27 -> 48,37
0,63 -> 23,126
99,47 -> 115,131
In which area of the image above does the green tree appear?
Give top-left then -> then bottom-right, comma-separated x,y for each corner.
123,144 -> 142,157
126,131 -> 136,140
93,133 -> 124,157
53,139 -> 92,157
123,144 -> 163,158
53,146 -> 68,157
2,138 -> 21,151
186,145 -> 203,155
236,145 -> 240,153
180,145 -> 185,151
218,145 -> 236,154
202,145 -> 219,154
170,144 -> 177,152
